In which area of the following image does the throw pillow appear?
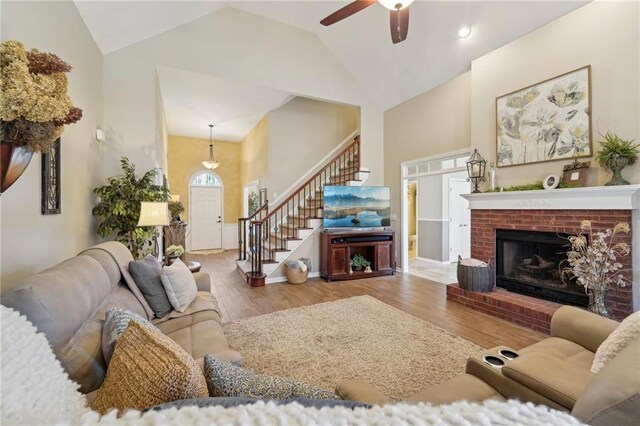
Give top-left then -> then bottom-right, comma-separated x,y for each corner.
160,258 -> 197,312
129,255 -> 173,318
591,310 -> 640,373
203,355 -> 340,400
92,321 -> 208,414
101,308 -> 159,365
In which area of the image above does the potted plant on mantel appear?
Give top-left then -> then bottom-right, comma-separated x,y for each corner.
594,132 -> 639,186
0,40 -> 82,193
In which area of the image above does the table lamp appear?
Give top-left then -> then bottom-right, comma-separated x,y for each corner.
137,202 -> 169,258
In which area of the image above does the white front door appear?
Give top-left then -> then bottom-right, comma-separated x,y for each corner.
449,178 -> 471,261
190,186 -> 222,250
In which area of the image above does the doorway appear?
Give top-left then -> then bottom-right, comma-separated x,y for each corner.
189,172 -> 223,250
401,150 -> 471,284
448,177 -> 471,261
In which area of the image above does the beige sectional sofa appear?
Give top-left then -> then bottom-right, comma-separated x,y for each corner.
338,306 -> 640,425
2,241 -> 240,397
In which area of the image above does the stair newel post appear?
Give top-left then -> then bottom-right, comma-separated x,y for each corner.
238,218 -> 244,261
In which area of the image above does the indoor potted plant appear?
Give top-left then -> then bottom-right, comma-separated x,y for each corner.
168,199 -> 185,222
561,220 -> 631,318
165,244 -> 185,264
92,157 -> 167,259
350,254 -> 371,273
594,132 -> 639,186
0,40 -> 82,192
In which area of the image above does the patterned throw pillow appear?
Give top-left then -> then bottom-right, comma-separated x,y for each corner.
92,321 -> 208,414
591,310 -> 640,373
101,308 -> 159,365
203,355 -> 340,400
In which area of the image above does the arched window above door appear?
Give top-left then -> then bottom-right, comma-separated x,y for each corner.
191,172 -> 221,187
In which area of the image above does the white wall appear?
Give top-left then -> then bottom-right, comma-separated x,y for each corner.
267,97 -> 359,198
471,0 -> 640,188
103,7 -> 383,184
384,72 -> 472,266
1,0 -> 103,292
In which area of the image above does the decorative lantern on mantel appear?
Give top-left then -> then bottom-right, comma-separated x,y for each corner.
466,149 -> 487,193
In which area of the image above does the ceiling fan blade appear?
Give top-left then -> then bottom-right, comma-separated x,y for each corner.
320,0 -> 377,26
390,7 -> 410,44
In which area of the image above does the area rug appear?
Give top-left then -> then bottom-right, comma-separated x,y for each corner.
222,296 -> 483,402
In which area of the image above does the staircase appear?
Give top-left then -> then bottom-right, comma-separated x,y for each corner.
236,135 -> 369,286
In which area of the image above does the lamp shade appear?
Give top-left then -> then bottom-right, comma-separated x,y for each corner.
137,202 -> 169,227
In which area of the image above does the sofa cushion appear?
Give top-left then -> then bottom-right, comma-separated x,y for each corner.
502,353 -> 594,409
160,259 -> 197,312
572,339 -> 640,426
160,315 -> 230,360
406,374 -> 505,405
152,291 -> 221,326
80,242 -> 155,319
203,355 -> 340,400
591,311 -> 640,373
92,321 -> 208,414
520,337 -> 594,370
101,308 -> 159,365
129,255 -> 173,318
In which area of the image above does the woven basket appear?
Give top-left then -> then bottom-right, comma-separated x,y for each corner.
457,255 -> 495,292
284,265 -> 309,284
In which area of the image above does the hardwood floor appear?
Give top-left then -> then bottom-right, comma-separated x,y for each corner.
188,250 -> 546,350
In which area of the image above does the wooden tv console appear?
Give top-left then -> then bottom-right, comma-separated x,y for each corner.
320,230 -> 395,282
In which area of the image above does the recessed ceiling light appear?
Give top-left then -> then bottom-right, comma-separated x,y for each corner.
458,26 -> 472,39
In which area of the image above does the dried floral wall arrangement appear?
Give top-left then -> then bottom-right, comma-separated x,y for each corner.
0,40 -> 82,193
0,40 -> 82,151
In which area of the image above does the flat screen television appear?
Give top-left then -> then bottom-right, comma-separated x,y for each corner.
323,186 -> 391,229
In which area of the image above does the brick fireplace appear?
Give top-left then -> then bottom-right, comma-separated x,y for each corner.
446,186 -> 639,332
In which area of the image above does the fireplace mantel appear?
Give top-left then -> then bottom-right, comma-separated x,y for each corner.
462,185 -> 640,210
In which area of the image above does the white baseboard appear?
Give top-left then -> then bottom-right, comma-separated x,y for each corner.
415,256 -> 451,265
266,271 -> 321,284
395,267 -> 403,273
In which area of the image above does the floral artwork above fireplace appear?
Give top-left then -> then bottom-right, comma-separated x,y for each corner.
496,66 -> 592,168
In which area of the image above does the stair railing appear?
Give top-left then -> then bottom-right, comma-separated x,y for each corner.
237,188 -> 268,261
245,135 -> 360,285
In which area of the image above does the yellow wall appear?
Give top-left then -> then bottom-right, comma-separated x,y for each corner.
240,115 -> 269,190
167,135 -> 241,224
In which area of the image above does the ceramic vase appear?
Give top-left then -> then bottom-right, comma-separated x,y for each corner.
605,157 -> 630,186
0,141 -> 33,193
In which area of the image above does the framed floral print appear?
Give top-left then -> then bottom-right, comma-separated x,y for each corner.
496,66 -> 592,168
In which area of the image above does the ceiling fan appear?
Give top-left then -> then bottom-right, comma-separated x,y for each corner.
320,0 -> 414,44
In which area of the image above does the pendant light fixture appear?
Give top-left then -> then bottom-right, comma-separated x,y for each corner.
202,124 -> 220,170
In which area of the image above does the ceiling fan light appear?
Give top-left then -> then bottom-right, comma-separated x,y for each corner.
378,0 -> 414,11
458,26 -> 472,38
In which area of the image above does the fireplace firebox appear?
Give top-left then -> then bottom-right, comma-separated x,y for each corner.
495,229 -> 588,307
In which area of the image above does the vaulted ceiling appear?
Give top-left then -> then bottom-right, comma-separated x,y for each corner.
75,1 -> 587,111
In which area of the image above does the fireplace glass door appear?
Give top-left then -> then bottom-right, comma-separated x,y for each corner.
495,229 -> 588,307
